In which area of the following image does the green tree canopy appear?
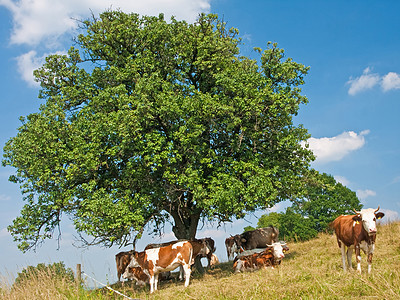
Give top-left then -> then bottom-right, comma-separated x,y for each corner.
3,11 -> 313,252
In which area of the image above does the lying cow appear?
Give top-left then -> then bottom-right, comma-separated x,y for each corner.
226,226 -> 279,261
237,241 -> 289,258
232,242 -> 285,273
331,207 -> 385,273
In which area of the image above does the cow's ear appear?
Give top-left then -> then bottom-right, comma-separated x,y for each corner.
352,215 -> 362,222
375,212 -> 385,219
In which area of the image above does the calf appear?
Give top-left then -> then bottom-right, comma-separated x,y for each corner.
232,242 -> 285,273
332,207 -> 385,273
123,241 -> 194,293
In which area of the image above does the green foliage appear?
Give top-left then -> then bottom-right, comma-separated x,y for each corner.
14,262 -> 74,287
3,11 -> 313,251
243,226 -> 256,232
257,171 -> 362,241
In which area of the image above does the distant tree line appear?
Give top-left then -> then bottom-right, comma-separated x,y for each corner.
244,171 -> 362,241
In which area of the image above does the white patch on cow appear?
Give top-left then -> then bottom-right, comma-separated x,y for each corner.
172,241 -> 186,249
145,247 -> 161,269
127,256 -> 140,268
234,259 -> 243,273
360,241 -> 368,254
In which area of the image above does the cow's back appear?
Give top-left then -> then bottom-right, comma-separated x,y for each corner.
332,215 -> 359,247
241,226 -> 279,250
149,241 -> 193,272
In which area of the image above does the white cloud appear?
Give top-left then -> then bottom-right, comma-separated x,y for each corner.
304,130 -> 369,164
15,50 -> 67,86
347,67 -> 400,95
356,189 -> 376,200
1,0 -> 211,46
15,51 -> 43,87
382,72 -> 400,92
334,175 -> 350,186
347,67 -> 380,95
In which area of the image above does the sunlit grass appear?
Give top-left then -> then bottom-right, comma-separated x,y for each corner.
1,221 -> 400,299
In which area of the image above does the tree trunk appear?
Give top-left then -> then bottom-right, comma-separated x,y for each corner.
169,209 -> 205,274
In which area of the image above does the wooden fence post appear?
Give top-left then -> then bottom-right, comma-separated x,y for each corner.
76,264 -> 82,286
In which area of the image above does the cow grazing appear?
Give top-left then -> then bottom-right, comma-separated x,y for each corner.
115,250 -> 134,282
123,241 -> 195,293
332,207 -> 385,273
232,242 -> 285,273
226,226 -> 279,261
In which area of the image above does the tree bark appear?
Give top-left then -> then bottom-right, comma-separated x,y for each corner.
169,208 -> 205,274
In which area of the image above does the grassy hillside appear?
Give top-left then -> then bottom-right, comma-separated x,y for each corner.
2,221 -> 400,299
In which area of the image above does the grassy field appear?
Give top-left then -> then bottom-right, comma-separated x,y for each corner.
1,221 -> 400,299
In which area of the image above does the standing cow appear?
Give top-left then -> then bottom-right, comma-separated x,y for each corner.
123,240 -> 208,293
332,207 -> 385,273
115,250 -> 134,282
225,226 -> 279,261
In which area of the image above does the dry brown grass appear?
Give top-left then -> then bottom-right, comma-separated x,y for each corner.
119,221 -> 400,299
1,221 -> 400,299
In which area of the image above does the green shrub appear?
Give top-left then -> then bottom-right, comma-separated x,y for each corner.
14,262 -> 74,287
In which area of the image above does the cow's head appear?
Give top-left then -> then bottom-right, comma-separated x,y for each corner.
199,239 -> 211,256
122,266 -> 148,285
122,252 -> 141,279
225,236 -> 239,261
267,242 -> 285,259
353,207 -> 385,235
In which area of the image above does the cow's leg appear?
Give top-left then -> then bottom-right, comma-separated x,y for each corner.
178,265 -> 184,281
340,241 -> 347,271
346,246 -> 353,270
182,264 -> 191,287
154,273 -> 159,291
367,243 -> 375,274
355,243 -> 362,273
149,275 -> 155,293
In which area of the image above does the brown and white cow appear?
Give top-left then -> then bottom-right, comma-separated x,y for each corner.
225,235 -> 240,261
115,250 -> 134,282
122,241 -> 195,293
145,239 -> 211,281
232,242 -> 285,273
332,207 -> 385,273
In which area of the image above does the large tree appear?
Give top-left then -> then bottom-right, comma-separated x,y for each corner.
3,11 -> 313,252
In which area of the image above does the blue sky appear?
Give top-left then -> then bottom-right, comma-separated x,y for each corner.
0,0 -> 399,287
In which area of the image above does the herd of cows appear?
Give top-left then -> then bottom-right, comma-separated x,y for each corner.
115,207 -> 385,293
